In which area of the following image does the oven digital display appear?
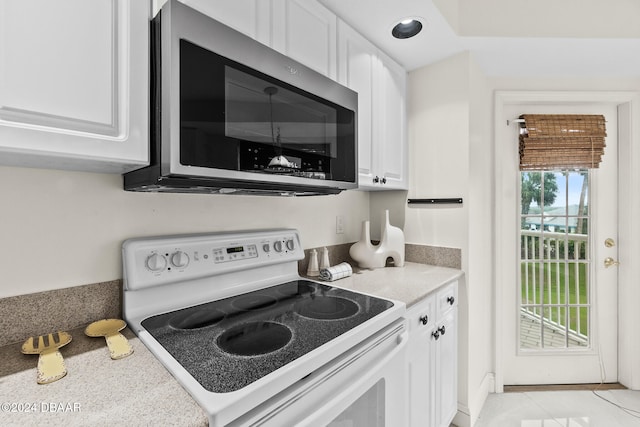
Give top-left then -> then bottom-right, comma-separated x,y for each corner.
213,245 -> 257,263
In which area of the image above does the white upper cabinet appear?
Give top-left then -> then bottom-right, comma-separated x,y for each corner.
271,0 -> 337,79
178,0 -> 337,79
0,0 -> 149,173
337,20 -> 407,191
376,50 -> 408,190
176,0 -> 270,45
337,21 -> 377,186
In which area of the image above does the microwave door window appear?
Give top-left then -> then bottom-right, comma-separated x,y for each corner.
179,39 -> 355,182
225,67 -> 338,177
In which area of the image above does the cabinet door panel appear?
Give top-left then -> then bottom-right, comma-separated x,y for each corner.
180,0 -> 269,44
1,0 -> 117,134
337,21 -> 376,185
407,296 -> 436,427
436,308 -> 458,427
0,0 -> 149,172
377,51 -> 408,189
272,0 -> 336,79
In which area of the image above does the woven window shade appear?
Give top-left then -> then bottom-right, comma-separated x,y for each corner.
519,114 -> 606,170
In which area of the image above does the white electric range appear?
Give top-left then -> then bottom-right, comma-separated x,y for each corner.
122,229 -> 407,426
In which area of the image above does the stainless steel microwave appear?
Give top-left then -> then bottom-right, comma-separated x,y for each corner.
124,0 -> 358,196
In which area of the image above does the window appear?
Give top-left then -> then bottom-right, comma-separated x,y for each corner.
519,170 -> 590,349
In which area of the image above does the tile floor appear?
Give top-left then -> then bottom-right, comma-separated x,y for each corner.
474,389 -> 640,426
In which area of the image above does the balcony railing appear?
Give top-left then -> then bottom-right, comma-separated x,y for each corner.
520,230 -> 589,348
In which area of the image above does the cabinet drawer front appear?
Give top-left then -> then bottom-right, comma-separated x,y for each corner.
436,281 -> 458,318
406,295 -> 435,334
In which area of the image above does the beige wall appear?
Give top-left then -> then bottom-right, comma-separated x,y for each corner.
380,53 -> 640,426
372,51 -> 488,426
403,53 -> 470,249
0,166 -> 370,298
435,0 -> 640,38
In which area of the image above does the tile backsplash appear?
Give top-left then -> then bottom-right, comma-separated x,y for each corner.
405,244 -> 462,269
1,243 -> 460,348
0,280 -> 121,347
298,242 -> 461,275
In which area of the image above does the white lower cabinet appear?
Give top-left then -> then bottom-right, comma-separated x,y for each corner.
407,292 -> 436,426
407,281 -> 458,427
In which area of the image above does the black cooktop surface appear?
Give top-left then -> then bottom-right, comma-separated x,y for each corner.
141,280 -> 393,393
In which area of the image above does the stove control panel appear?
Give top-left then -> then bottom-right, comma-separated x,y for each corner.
123,229 -> 304,291
213,244 -> 258,263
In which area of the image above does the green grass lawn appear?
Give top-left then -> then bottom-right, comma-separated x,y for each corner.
521,262 -> 589,336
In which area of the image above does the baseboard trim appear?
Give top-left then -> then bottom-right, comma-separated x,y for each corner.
452,407 -> 470,427
453,372 -> 495,427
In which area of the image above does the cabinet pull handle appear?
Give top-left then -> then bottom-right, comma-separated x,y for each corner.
447,296 -> 455,305
373,176 -> 380,183
431,330 -> 440,340
438,325 -> 446,336
381,176 -> 387,184
419,315 -> 428,325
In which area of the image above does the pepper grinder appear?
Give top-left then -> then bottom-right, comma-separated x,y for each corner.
307,249 -> 320,277
320,247 -> 330,270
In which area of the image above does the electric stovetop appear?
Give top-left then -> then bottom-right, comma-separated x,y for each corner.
140,279 -> 394,393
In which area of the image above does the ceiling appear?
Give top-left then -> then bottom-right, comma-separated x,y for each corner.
317,0 -> 640,77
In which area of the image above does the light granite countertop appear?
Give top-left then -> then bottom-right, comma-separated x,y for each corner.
0,262 -> 462,426
0,334 -> 208,427
326,262 -> 464,308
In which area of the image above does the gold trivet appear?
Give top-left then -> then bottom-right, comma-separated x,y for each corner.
85,319 -> 133,360
21,331 -> 72,384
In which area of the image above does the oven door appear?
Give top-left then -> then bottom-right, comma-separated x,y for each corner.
228,320 -> 407,427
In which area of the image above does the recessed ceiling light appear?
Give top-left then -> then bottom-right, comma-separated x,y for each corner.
392,18 -> 423,39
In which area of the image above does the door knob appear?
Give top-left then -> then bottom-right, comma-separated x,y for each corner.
604,257 -> 620,268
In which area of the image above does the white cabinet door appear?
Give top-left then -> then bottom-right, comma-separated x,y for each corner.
406,295 -> 436,427
337,20 -> 377,187
337,20 -> 407,191
177,0 -> 270,45
177,0 -> 336,78
433,281 -> 458,427
271,0 -> 337,79
0,0 -> 149,173
377,50 -> 408,190
435,307 -> 458,427
407,280 -> 458,427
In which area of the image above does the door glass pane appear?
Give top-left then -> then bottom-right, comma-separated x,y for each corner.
519,170 -> 591,350
520,306 -> 542,349
568,306 -> 589,348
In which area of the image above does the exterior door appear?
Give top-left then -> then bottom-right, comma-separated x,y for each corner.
499,102 -> 619,385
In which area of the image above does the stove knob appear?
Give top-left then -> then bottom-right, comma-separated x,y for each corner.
262,243 -> 271,253
170,251 -> 190,268
146,253 -> 167,272
274,241 -> 283,252
286,239 -> 295,251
